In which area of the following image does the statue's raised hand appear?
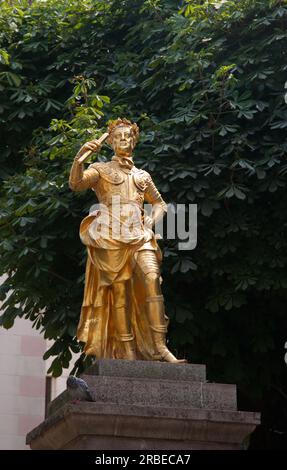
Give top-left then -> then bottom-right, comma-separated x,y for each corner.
76,139 -> 102,160
76,132 -> 109,163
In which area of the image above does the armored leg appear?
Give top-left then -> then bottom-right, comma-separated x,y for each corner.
136,250 -> 186,363
111,281 -> 136,360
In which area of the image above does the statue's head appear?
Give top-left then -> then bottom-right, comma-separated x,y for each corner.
107,118 -> 139,157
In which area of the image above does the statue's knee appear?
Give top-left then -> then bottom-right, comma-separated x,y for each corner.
145,272 -> 160,282
145,272 -> 161,292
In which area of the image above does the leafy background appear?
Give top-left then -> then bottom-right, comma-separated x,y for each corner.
0,0 -> 287,448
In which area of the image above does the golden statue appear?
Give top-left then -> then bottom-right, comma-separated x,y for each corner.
69,118 -> 185,363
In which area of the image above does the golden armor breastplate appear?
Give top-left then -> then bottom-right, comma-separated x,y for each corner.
89,161 -> 150,207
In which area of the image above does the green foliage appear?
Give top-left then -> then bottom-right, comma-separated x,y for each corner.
0,0 -> 287,423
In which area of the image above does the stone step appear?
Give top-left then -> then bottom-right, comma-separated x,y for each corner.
27,402 -> 260,450
82,375 -> 237,411
85,359 -> 206,382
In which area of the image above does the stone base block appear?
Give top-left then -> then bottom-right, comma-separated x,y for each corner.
26,360 -> 260,450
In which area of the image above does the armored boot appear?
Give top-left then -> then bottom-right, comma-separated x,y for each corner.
146,295 -> 187,363
112,306 -> 137,360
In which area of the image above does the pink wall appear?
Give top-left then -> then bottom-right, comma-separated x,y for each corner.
0,317 -> 46,450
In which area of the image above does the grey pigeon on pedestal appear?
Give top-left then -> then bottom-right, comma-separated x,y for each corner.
66,376 -> 93,402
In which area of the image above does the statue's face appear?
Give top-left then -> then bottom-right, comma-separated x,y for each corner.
111,126 -> 134,156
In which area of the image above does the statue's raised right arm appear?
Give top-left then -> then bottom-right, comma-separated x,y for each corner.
69,139 -> 101,192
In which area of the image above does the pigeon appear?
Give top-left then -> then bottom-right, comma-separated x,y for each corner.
66,376 -> 93,402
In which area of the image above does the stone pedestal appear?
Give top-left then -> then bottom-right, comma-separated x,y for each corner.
26,360 -> 260,450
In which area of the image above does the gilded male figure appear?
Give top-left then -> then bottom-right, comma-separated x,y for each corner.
69,118 -> 185,363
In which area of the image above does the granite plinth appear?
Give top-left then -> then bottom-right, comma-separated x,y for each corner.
27,359 -> 260,450
85,358 -> 206,382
